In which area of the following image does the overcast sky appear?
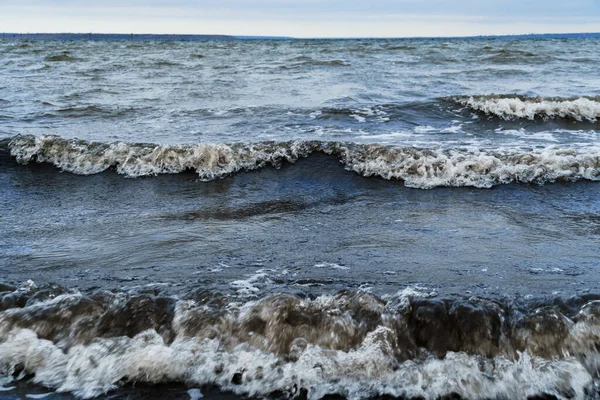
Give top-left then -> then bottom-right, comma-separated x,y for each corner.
1,0 -> 599,38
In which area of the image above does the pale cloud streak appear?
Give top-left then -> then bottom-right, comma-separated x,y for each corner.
1,1 -> 599,37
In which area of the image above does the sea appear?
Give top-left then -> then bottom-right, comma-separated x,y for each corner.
1,36 -> 600,399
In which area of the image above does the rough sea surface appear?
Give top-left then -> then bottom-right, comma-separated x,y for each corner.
1,37 -> 600,399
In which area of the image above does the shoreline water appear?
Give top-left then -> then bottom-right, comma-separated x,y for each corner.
1,36 -> 600,399
2,280 -> 600,399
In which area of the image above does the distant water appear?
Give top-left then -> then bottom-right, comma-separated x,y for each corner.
1,37 -> 600,400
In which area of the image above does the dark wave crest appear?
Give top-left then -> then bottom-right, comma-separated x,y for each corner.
1,281 -> 600,398
44,51 -> 80,62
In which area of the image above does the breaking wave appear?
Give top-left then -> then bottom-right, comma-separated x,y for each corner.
452,95 -> 600,122
1,282 -> 600,399
5,135 -> 600,189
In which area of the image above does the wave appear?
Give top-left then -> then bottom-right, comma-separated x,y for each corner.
152,59 -> 182,67
382,44 -> 417,51
282,56 -> 350,68
452,95 -> 600,122
1,282 -> 600,398
5,135 -> 600,189
23,104 -> 145,120
44,52 -> 79,62
474,48 -> 552,64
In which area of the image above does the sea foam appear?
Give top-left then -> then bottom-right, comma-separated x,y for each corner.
453,95 -> 600,122
7,135 -> 600,189
2,283 -> 600,399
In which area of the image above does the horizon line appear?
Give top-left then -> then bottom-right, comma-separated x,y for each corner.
2,31 -> 600,40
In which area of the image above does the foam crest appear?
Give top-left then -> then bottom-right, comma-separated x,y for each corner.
0,322 -> 594,399
7,135 -> 600,189
8,135 -> 317,180
453,95 -> 600,122
3,283 -> 600,398
338,144 -> 600,189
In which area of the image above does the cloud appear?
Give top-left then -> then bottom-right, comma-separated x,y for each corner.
1,0 -> 599,37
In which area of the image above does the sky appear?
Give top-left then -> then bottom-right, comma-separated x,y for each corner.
1,0 -> 599,38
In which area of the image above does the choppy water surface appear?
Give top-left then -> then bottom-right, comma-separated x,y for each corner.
1,37 -> 600,399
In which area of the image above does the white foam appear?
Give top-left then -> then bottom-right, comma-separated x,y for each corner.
498,128 -> 559,142
0,326 -> 592,400
350,114 -> 366,123
313,262 -> 350,271
356,131 -> 422,141
456,96 -> 600,122
441,124 -> 463,134
9,135 -> 315,180
25,394 -> 52,399
339,144 -> 600,189
9,135 -> 600,189
388,286 -> 438,309
414,125 -> 436,133
187,388 -> 203,400
230,272 -> 272,295
3,288 -> 600,398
